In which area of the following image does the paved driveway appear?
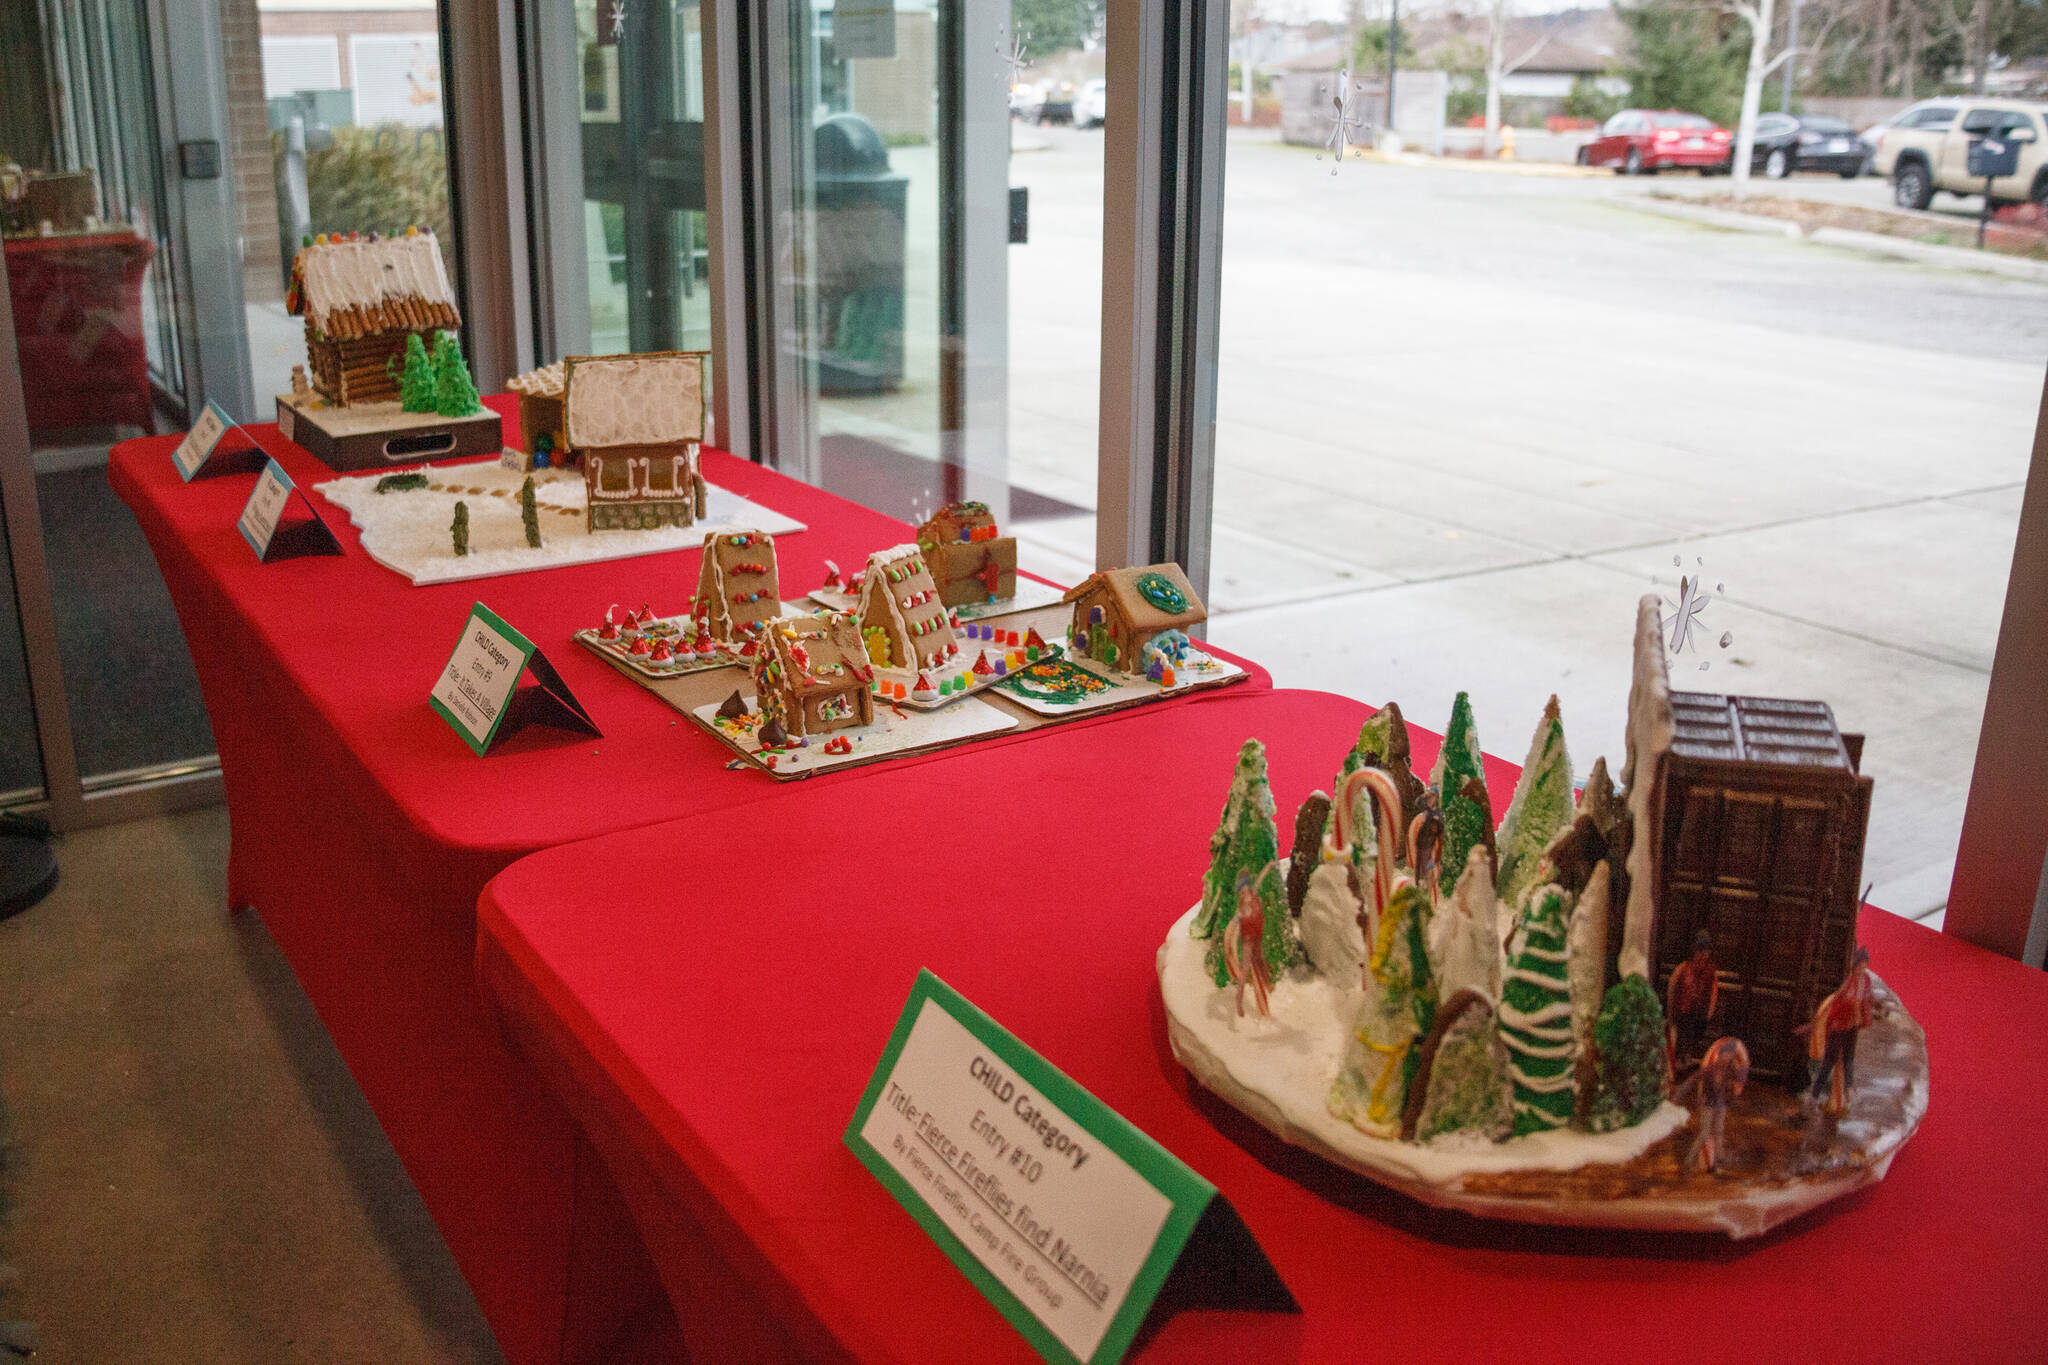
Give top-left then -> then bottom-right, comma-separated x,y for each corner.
1008,126 -> 2048,919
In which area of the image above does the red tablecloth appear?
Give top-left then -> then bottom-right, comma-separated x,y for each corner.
478,687 -> 2048,1365
109,399 -> 1269,1365
6,231 -> 155,433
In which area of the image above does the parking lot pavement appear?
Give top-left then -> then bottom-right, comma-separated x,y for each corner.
1006,126 -> 2048,916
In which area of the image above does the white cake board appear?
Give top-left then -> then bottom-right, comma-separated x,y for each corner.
690,692 -> 1018,778
314,461 -> 806,586
1160,905 -> 1929,1237
998,651 -> 1246,717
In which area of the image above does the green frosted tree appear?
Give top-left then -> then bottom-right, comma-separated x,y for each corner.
432,332 -> 483,417
1589,975 -> 1668,1132
1431,692 -> 1490,897
1415,994 -> 1512,1142
451,500 -> 469,557
1194,739 -> 1292,987
1500,884 -> 1577,1135
520,475 -> 541,548
1496,697 -> 1575,911
1329,879 -> 1436,1134
395,333 -> 436,412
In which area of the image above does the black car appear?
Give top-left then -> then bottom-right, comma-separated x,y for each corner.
1749,113 -> 1868,179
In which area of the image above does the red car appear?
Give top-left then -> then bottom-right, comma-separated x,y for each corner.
1578,109 -> 1733,175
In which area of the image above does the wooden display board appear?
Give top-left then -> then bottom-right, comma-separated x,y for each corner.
277,394 -> 504,472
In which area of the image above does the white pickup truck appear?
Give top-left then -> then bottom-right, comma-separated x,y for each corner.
1871,98 -> 2048,210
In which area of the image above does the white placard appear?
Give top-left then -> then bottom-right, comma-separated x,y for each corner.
173,401 -> 233,480
857,998 -> 1174,1363
430,608 -> 529,749
236,461 -> 296,557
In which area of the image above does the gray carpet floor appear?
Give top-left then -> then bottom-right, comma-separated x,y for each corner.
0,807 -> 501,1363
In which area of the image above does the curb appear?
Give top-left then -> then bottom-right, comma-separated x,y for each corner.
1356,149 -> 1610,179
1606,195 -> 2048,283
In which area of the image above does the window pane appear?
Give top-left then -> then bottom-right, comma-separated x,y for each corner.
1205,32 -> 2040,924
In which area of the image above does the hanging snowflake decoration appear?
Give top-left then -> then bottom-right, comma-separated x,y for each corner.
604,0 -> 627,39
1316,69 -> 1370,174
997,23 -> 1030,88
1660,554 -> 1734,672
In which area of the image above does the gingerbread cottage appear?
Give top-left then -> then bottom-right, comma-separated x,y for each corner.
696,530 -> 780,641
1063,564 -> 1206,676
753,613 -> 875,738
856,545 -> 958,673
506,362 -> 567,466
285,230 -> 460,406
916,501 -> 1017,608
563,352 -> 708,532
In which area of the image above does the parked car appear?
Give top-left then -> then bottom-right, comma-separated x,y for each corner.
1073,79 -> 1107,130
1876,98 -> 2048,209
1017,81 -> 1075,126
1578,110 -> 1732,174
1748,113 -> 1868,178
1866,99 -> 1964,179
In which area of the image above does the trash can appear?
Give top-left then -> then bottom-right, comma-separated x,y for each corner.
811,113 -> 907,395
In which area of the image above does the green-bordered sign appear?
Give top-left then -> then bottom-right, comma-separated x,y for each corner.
429,601 -> 600,756
846,971 -> 1291,1365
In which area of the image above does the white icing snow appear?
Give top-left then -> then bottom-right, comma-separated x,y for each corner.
1160,905 -> 1687,1186
314,462 -> 805,586
299,236 -> 454,328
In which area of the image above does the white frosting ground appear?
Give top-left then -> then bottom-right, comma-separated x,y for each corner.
1158,904 -> 1686,1186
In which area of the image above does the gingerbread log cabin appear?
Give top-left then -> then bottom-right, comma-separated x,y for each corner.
564,352 -> 709,532
1645,689 -> 1872,1082
754,613 -> 875,738
696,530 -> 781,641
915,501 -> 1016,608
1062,564 -> 1206,677
285,230 -> 461,406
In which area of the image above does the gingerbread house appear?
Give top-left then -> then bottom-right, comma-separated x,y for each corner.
285,230 -> 460,406
754,613 -> 875,738
1063,564 -> 1206,676
506,362 -> 567,466
915,501 -> 1017,608
856,545 -> 959,673
563,352 -> 708,532
696,530 -> 780,641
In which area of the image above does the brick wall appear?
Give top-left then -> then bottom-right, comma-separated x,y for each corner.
220,0 -> 284,302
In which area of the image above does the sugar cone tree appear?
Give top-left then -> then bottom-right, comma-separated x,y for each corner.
1500,883 -> 1577,1134
1496,697 -> 1574,910
397,333 -> 436,412
1432,692 -> 1490,897
432,332 -> 483,417
1195,739 -> 1293,987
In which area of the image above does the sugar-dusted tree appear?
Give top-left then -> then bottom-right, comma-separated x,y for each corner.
1495,696 -> 1574,911
1432,692 -> 1491,898
1501,883 -> 1577,1134
520,475 -> 541,548
396,333 -> 436,412
1194,739 -> 1293,988
1590,973 -> 1668,1131
432,332 -> 483,417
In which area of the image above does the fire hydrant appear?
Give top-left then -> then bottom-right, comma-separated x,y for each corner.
1499,125 -> 1517,160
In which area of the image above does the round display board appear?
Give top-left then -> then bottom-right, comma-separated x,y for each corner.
1158,906 -> 1929,1238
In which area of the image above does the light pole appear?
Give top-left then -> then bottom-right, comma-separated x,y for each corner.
1386,0 -> 1401,138
1781,0 -> 1803,111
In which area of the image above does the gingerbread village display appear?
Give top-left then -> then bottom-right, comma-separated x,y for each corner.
1158,595 -> 1927,1237
277,228 -> 501,471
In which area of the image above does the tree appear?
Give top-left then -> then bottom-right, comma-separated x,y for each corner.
1431,692 -> 1490,899
1616,0 -> 1743,128
1330,880 -> 1437,1136
520,475 -> 541,549
395,333 -> 435,412
1195,739 -> 1292,988
1500,884 -> 1577,1134
1590,973 -> 1668,1131
450,500 -> 469,557
1482,1 -> 1551,157
1010,0 -> 1105,57
1727,0 -> 1797,196
1494,697 -> 1573,912
432,332 -> 482,417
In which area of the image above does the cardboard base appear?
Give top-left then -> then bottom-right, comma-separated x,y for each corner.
690,693 -> 1019,777
571,601 -> 809,681
277,395 -> 504,472
998,651 -> 1247,718
808,576 -> 1066,622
